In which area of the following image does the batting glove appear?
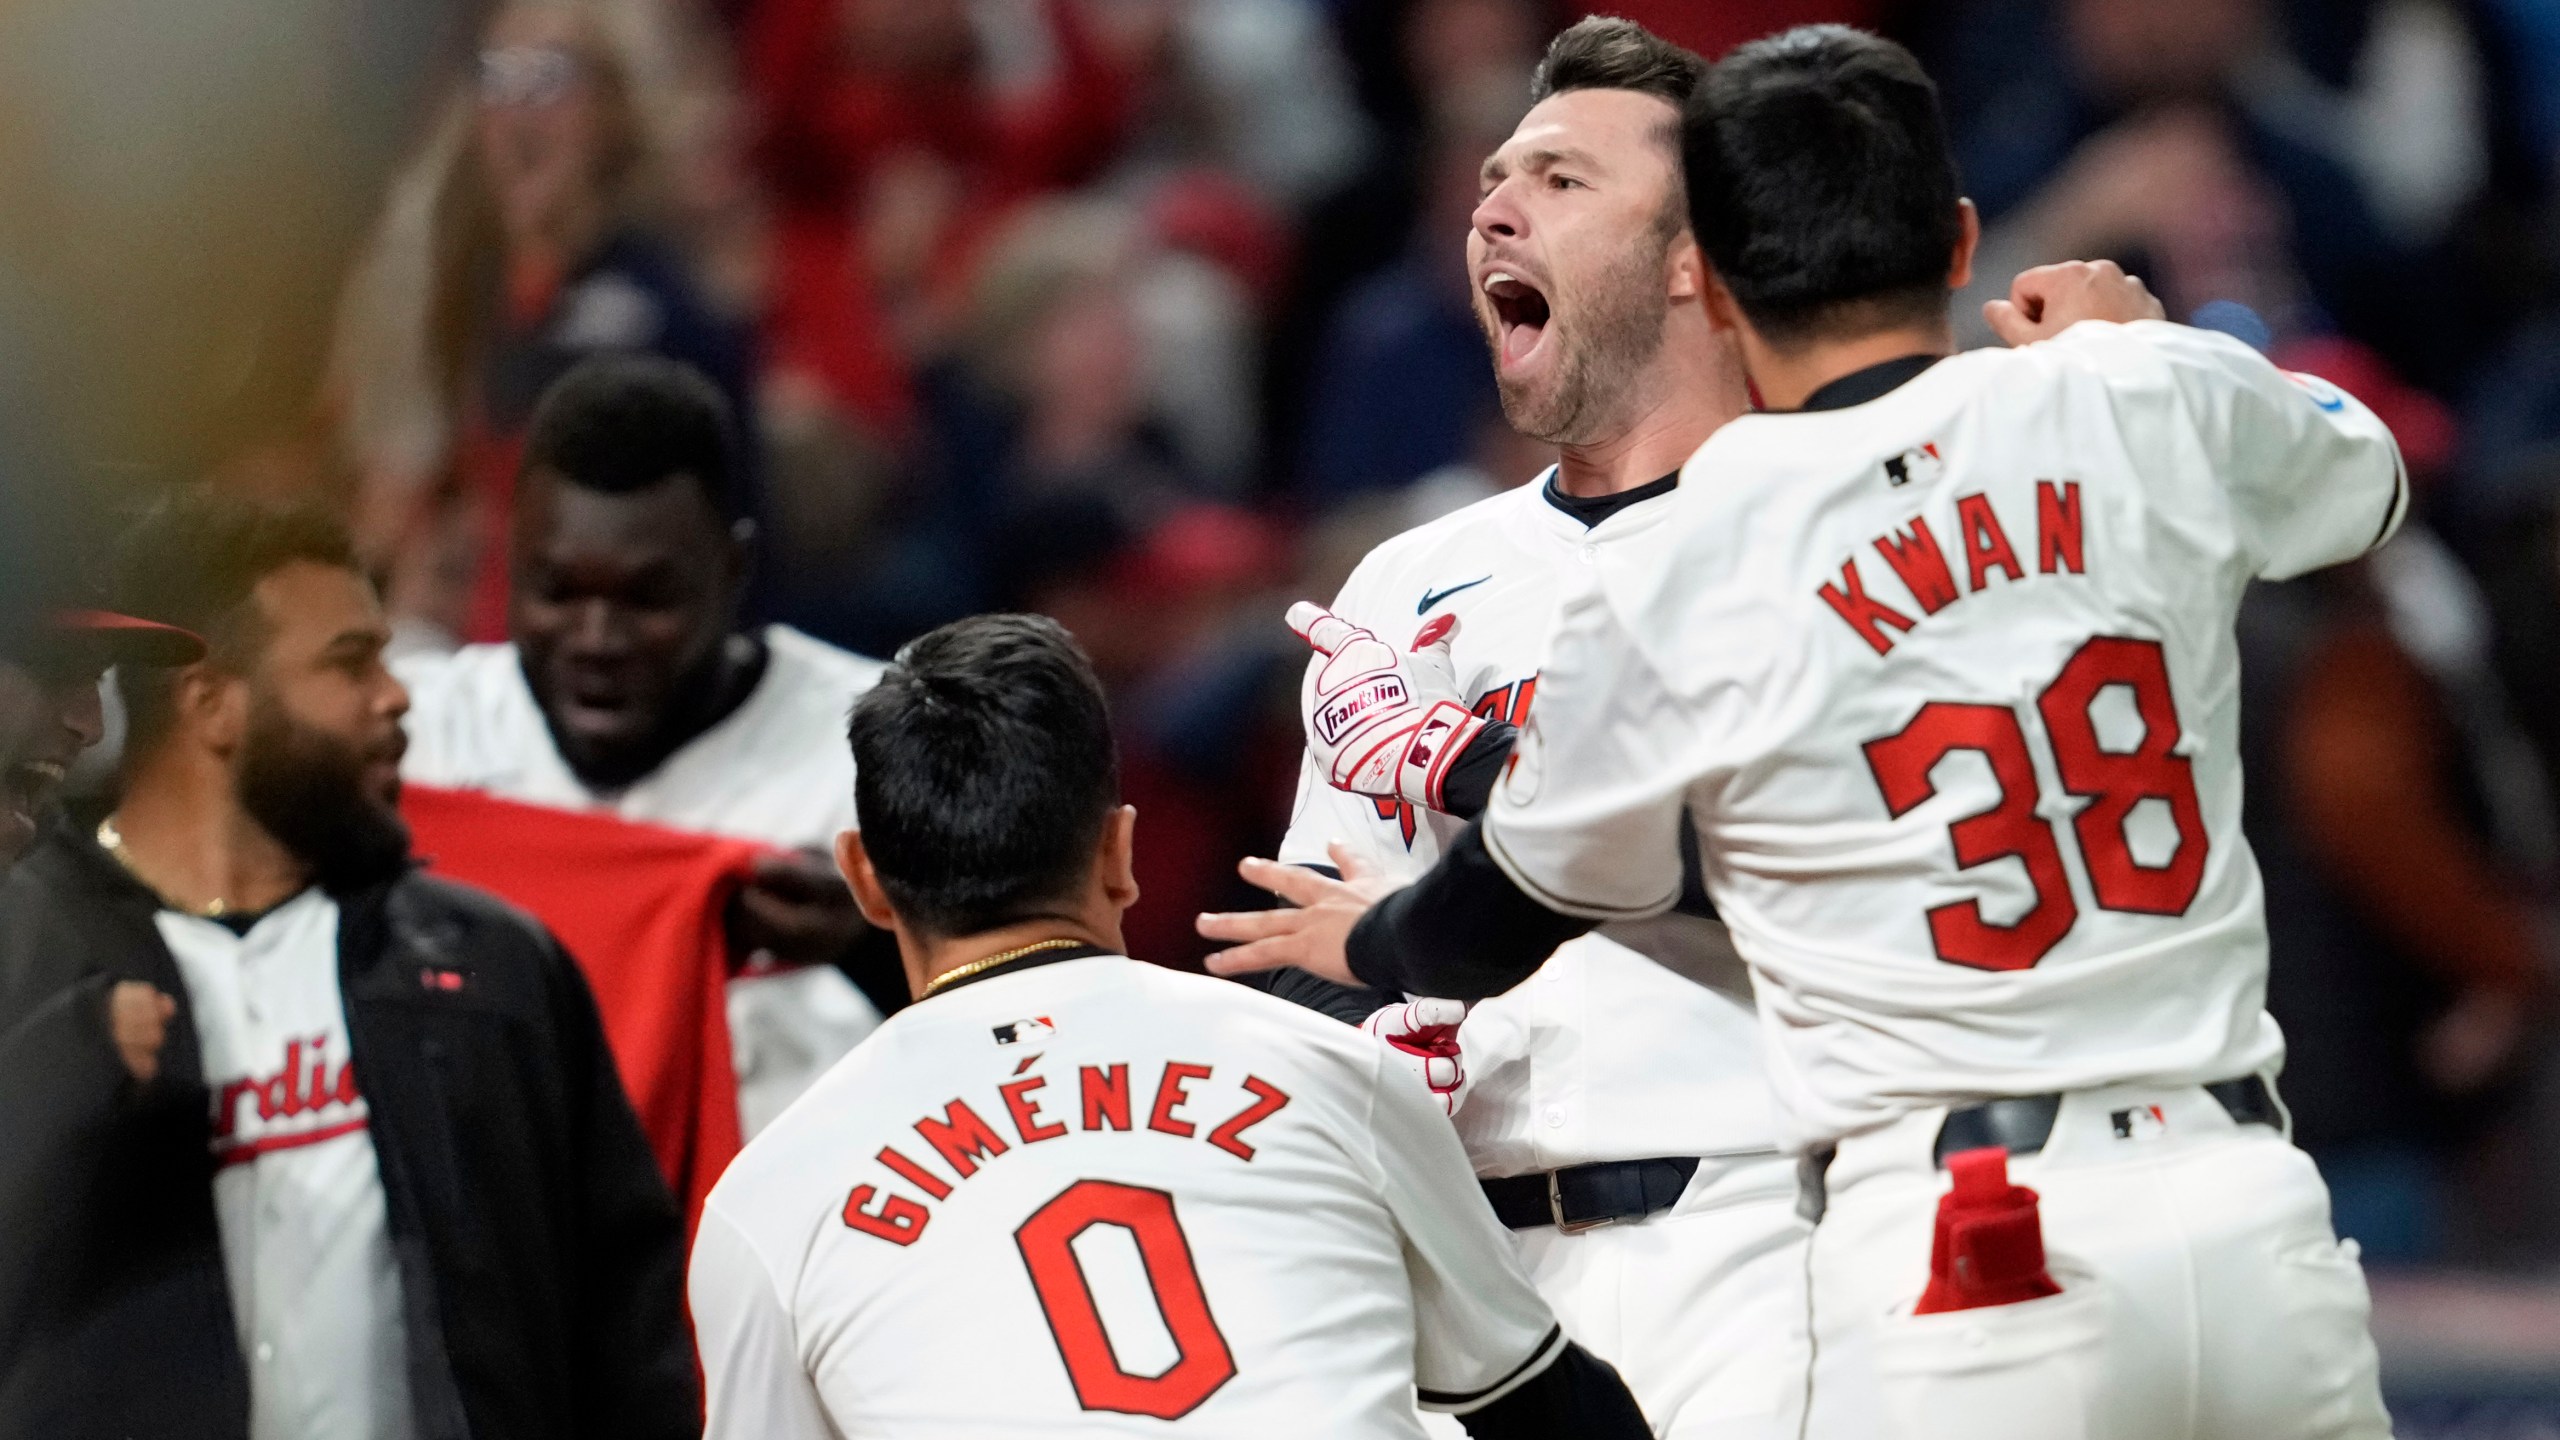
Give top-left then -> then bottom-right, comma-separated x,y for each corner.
1362,998 -> 1470,1115
1289,601 -> 1487,812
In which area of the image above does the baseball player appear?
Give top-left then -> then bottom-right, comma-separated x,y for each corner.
1203,27 -> 2401,1440
1268,20 -> 1803,1438
690,614 -> 1650,1439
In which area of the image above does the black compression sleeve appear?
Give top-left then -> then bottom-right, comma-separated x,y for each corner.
1246,966 -> 1401,1025
1436,720 -> 1516,822
1455,1341 -> 1651,1440
1344,819 -> 1594,999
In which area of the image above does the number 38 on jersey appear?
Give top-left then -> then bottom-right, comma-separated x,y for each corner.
1862,634 -> 2207,973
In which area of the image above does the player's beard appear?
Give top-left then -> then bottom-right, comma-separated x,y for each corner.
1490,222 -> 1676,447
235,687 -> 413,894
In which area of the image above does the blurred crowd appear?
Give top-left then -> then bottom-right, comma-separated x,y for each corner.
17,0 -> 2560,1282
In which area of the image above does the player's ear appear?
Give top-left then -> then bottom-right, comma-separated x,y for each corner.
1700,265 -> 1745,334
1666,231 -> 1705,303
1946,198 -> 1980,293
835,828 -> 901,930
1097,804 -> 1140,912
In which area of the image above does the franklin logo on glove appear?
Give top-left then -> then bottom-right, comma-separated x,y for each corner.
1288,602 -> 1489,814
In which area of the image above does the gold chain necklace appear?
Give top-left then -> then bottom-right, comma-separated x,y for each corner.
96,816 -> 230,919
920,938 -> 1088,998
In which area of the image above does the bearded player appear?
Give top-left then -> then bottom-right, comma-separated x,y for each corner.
1209,26 -> 2399,1440
1265,20 -> 1802,1438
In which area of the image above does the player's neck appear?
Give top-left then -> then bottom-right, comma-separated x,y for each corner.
110,748 -> 312,916
1550,341 -> 1748,498
1742,316 -> 1953,412
908,914 -> 1123,998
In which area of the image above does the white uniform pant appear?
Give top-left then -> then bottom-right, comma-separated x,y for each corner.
1791,1079 -> 2391,1440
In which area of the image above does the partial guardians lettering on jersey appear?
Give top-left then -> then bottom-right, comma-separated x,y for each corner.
691,955 -> 1563,1437
1480,321 -> 2406,1148
1278,476 -> 1775,1171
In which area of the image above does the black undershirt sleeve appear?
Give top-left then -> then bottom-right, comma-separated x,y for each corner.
1344,819 -> 1594,1000
1455,1340 -> 1651,1439
1435,720 -> 1515,822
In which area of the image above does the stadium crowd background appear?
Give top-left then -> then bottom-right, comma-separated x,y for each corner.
6,0 -> 2560,1425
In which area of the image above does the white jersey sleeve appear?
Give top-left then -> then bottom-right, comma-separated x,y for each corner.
692,1206 -> 841,1440
1359,1046 -> 1567,1411
2054,319 -> 2406,580
1479,566 -> 1690,923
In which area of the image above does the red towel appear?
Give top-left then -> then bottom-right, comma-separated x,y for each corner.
402,783 -> 759,1236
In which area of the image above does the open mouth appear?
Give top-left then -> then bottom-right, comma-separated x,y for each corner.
2,760 -> 64,830
1483,269 -> 1553,369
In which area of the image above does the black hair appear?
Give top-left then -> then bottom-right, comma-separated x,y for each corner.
1683,26 -> 1962,344
112,487 -> 358,753
521,353 -> 740,519
1531,16 -> 1706,109
848,614 -> 1120,940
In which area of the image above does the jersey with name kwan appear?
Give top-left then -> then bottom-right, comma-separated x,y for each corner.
1479,322 -> 2407,1149
691,954 -> 1564,1437
1281,476 -> 1775,1175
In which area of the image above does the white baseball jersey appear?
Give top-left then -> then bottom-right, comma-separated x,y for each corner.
1483,321 -> 2407,1149
159,890 -> 414,1440
692,952 -> 1565,1438
397,623 -> 889,1133
1281,474 -> 1776,1175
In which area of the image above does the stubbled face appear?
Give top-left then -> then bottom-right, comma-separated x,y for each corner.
1468,88 -> 1688,446
510,472 -> 742,790
0,651 -> 105,865
231,562 -> 413,887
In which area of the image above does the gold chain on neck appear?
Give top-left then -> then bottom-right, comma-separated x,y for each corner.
96,815 -> 230,919
920,938 -> 1087,998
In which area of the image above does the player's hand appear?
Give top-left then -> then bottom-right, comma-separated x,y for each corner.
108,980 -> 177,1084
1289,601 -> 1487,813
1984,260 -> 2166,346
1197,843 -> 1399,986
729,850 -> 868,973
1362,998 -> 1469,1114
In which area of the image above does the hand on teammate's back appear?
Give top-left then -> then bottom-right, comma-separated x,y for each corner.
1983,260 -> 2167,347
107,980 -> 176,1084
729,850 -> 868,972
1196,842 -> 1389,986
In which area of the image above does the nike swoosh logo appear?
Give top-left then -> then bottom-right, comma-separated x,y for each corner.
1418,577 -> 1491,615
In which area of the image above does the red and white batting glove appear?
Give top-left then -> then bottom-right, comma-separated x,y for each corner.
1289,601 -> 1486,812
1362,998 -> 1470,1115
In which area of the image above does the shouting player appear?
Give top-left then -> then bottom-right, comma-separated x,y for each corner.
1270,19 -> 1803,1438
689,614 -> 1650,1438
1205,27 -> 2400,1440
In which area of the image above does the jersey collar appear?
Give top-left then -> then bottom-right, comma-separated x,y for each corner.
1787,353 -> 1943,413
1539,468 -> 1680,530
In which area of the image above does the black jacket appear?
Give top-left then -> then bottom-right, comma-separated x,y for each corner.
0,820 -> 699,1440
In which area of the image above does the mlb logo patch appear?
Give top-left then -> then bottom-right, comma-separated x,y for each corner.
2110,1104 -> 2168,1142
993,1017 -> 1056,1047
1883,443 -> 1944,488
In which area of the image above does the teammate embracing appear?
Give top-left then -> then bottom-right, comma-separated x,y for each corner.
1209,25 -> 2401,1440
1268,20 -> 1804,1439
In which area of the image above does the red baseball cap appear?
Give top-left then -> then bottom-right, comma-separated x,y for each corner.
45,609 -> 206,667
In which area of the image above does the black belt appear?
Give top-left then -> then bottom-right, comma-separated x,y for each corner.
1480,1157 -> 1699,1233
1929,1074 -> 2282,1167
1799,1076 -> 2284,1225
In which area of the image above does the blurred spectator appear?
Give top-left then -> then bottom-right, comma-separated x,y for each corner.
1298,72 -> 1528,498
1088,0 -> 1370,213
1929,0 -> 2478,389
2242,354 -> 2559,1263
334,0 -> 751,649
0,489 -> 695,1440
0,614 -> 201,869
395,356 -> 894,1136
